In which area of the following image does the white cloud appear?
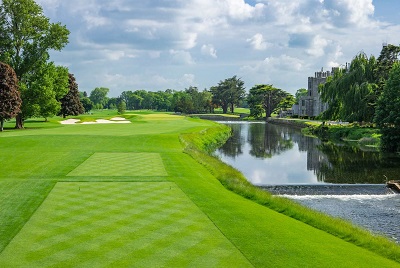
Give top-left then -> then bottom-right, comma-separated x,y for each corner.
201,44 -> 217,58
247,33 -> 270,51
169,50 -> 195,65
35,0 -> 400,96
306,35 -> 329,57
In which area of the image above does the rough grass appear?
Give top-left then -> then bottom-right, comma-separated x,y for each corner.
0,112 -> 399,267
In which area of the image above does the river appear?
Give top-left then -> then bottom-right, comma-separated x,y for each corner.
214,121 -> 400,243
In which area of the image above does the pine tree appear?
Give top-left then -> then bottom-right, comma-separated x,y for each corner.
0,62 -> 21,131
59,74 -> 84,118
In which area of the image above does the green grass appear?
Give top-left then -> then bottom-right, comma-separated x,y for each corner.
67,153 -> 168,177
0,182 -> 251,267
0,112 -> 399,267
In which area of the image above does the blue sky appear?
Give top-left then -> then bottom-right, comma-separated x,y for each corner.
37,0 -> 400,97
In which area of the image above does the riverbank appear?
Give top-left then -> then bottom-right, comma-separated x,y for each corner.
0,111 -> 398,266
268,117 -> 381,148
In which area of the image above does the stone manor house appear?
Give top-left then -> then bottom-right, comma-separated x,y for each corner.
291,68 -> 334,118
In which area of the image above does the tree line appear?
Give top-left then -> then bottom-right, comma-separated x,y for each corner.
82,76 -> 295,119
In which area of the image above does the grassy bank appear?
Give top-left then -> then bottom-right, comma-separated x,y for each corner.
268,118 -> 381,148
180,124 -> 400,263
0,111 -> 399,267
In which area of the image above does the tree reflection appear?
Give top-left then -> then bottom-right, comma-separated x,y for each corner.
316,142 -> 400,183
247,123 -> 293,159
216,122 -> 400,184
218,124 -> 244,158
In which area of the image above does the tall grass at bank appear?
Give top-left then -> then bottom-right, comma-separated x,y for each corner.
180,124 -> 400,263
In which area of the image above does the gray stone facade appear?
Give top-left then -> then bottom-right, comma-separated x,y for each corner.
292,68 -> 333,118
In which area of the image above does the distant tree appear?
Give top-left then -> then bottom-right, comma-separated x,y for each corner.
107,97 -> 118,110
172,91 -> 194,113
375,62 -> 400,152
211,76 -> 245,114
248,84 -> 288,119
59,74 -> 84,118
277,94 -> 296,111
0,62 -> 21,131
89,87 -> 109,108
80,97 -> 93,113
117,99 -> 126,114
295,88 -> 308,103
0,0 -> 69,128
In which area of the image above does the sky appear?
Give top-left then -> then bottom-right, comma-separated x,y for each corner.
36,0 -> 400,97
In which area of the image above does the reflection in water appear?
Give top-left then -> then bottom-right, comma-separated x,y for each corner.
215,122 -> 400,185
214,122 -> 400,243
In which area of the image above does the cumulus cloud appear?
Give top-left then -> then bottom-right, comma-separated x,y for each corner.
321,0 -> 375,27
169,50 -> 195,65
247,33 -> 270,51
201,44 -> 217,58
306,35 -> 330,57
34,0 -> 397,96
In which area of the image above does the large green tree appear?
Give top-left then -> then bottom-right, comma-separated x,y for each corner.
0,0 -> 69,128
211,76 -> 245,114
248,84 -> 289,119
375,62 -> 400,152
375,44 -> 400,93
20,62 -> 69,121
0,62 -> 21,131
319,53 -> 377,122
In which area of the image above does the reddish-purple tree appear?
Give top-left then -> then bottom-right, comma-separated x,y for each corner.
0,62 -> 21,131
59,73 -> 84,118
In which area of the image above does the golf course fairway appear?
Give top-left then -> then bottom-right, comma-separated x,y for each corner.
0,112 -> 399,267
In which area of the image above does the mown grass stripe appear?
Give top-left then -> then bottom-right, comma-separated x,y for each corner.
0,182 -> 252,267
67,153 -> 168,177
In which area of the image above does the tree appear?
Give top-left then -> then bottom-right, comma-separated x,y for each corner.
248,84 -> 288,119
19,62 -> 69,121
80,97 -> 93,113
319,53 -> 377,122
117,99 -> 126,114
0,0 -> 69,128
295,88 -> 308,103
211,76 -> 245,114
375,62 -> 400,152
89,87 -> 109,109
59,74 -> 84,118
171,91 -> 194,113
0,62 -> 21,131
375,44 -> 400,94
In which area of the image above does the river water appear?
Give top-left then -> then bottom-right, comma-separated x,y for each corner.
214,122 -> 400,243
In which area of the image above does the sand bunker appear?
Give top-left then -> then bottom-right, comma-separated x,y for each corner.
60,117 -> 131,125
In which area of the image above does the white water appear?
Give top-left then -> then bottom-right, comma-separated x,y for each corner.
283,193 -> 400,243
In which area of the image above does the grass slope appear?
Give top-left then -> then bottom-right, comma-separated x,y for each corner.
0,111 -> 399,267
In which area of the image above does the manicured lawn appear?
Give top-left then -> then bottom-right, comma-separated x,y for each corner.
0,112 -> 399,267
67,153 -> 168,177
0,182 -> 251,267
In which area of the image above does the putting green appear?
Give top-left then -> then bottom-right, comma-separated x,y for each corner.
0,182 -> 251,267
67,153 -> 168,177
